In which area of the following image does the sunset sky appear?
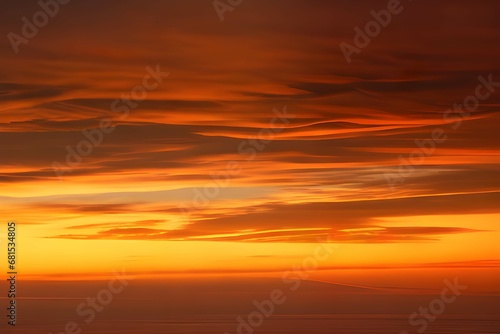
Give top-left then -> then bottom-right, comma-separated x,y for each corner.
1,0 -> 499,306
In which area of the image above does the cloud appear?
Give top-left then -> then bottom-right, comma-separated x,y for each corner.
1,0 -> 499,255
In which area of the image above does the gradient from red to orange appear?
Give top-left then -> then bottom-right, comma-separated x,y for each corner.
0,2 -> 499,331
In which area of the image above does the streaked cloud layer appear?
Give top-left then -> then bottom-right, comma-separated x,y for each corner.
0,0 -> 499,280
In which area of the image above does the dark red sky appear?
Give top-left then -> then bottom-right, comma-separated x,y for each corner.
0,3 -> 499,332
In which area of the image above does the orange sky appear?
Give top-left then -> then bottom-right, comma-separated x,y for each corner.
0,0 -> 499,295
